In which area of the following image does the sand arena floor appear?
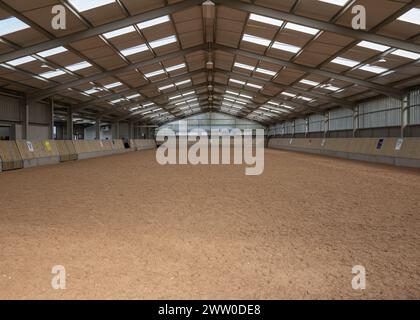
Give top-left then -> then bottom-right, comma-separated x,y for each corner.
0,148 -> 419,299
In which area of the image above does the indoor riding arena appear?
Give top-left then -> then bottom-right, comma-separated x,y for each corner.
0,0 -> 419,301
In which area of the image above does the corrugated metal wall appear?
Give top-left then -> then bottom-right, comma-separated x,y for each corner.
329,108 -> 353,131
409,89 -> 420,125
158,112 -> 264,134
29,102 -> 51,124
358,97 -> 401,128
0,95 -> 21,122
294,118 -> 305,133
308,114 -> 325,132
285,121 -> 294,134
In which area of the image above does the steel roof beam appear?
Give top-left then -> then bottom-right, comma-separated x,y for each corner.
220,0 -> 420,54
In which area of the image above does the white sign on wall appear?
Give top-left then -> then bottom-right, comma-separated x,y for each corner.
395,138 -> 404,151
26,141 -> 34,152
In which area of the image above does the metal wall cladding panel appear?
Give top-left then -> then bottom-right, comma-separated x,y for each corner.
29,102 -> 50,124
0,95 -> 21,122
285,121 -> 294,134
409,89 -> 420,125
294,118 -> 306,133
329,107 -> 353,131
309,114 -> 325,132
358,97 -> 401,129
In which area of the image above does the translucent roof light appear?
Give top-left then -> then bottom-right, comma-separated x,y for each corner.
331,57 -> 360,67
144,69 -> 165,78
255,67 -> 276,76
104,82 -> 122,89
0,17 -> 30,37
234,62 -> 255,71
149,35 -> 177,49
242,34 -> 271,47
397,8 -> 420,26
359,64 -> 389,74
38,46 -> 68,58
272,41 -> 301,53
391,49 -> 420,60
284,22 -> 319,35
120,44 -> 148,56
39,69 -> 66,79
318,0 -> 349,6
69,0 -> 115,12
166,63 -> 186,72
7,56 -> 36,66
138,15 -> 170,29
357,41 -> 390,52
103,26 -> 136,39
300,79 -> 320,86
249,13 -> 283,26
66,61 -> 92,71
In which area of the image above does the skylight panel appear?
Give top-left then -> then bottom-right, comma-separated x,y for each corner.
85,88 -> 99,95
249,13 -> 283,26
357,41 -> 390,52
272,41 -> 300,53
169,94 -> 182,100
226,90 -> 239,96
321,84 -> 341,91
230,78 -> 246,85
66,61 -> 92,71
120,44 -> 148,56
391,49 -> 420,60
0,17 -> 30,37
104,82 -> 122,89
159,84 -> 174,90
126,93 -> 141,99
297,96 -> 312,102
359,64 -> 389,74
39,69 -> 66,79
331,57 -> 360,67
284,22 -> 319,35
38,46 -> 68,58
234,62 -> 255,71
255,67 -> 276,76
142,102 -> 154,107
110,98 -> 125,104
138,15 -> 170,29
268,101 -> 280,106
175,79 -> 191,86
281,92 -> 296,98
103,26 -> 136,39
247,83 -> 263,89
397,8 -> 420,26
144,69 -> 165,78
240,93 -> 252,99
68,0 -> 115,12
318,0 -> 348,6
166,63 -> 186,72
149,35 -> 177,49
242,34 -> 271,47
7,56 -> 36,66
300,79 -> 320,86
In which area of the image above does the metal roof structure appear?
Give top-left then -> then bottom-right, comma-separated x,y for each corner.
0,0 -> 419,125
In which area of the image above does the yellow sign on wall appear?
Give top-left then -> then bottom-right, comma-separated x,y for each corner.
44,140 -> 52,152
